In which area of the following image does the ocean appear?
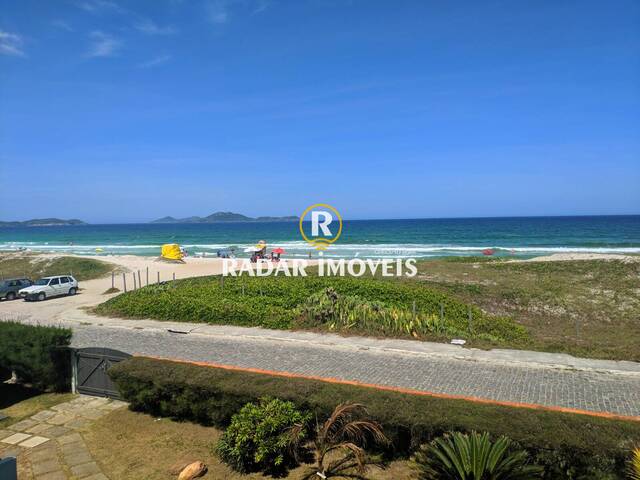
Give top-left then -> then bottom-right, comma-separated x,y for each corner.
0,216 -> 638,259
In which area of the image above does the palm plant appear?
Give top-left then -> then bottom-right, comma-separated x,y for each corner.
414,431 -> 543,480
629,447 -> 640,480
301,403 -> 390,479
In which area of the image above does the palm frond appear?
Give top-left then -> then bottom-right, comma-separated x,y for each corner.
629,447 -> 640,480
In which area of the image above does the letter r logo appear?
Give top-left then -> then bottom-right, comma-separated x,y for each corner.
311,211 -> 333,237
299,203 -> 343,251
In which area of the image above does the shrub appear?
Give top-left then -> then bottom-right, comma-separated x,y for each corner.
0,321 -> 72,391
216,397 -> 311,474
414,431 -> 543,479
109,357 -> 640,479
296,287 -> 462,338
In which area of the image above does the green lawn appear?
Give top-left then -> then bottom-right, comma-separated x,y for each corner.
0,253 -> 116,282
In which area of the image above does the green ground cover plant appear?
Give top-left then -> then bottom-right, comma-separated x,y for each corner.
96,274 -> 526,343
109,357 -> 640,479
0,321 -> 72,391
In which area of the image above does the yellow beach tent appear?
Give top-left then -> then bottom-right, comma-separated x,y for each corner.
161,243 -> 183,260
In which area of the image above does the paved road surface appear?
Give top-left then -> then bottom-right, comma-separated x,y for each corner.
65,321 -> 640,418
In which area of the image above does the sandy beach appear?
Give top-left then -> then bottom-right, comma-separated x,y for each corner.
0,250 -> 635,325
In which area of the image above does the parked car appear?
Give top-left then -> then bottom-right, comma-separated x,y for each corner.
19,275 -> 78,301
0,278 -> 32,300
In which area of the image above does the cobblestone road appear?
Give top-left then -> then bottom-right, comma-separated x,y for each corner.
70,324 -> 640,417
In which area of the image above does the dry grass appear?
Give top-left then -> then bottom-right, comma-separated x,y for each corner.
84,408 -> 417,480
414,258 -> 640,360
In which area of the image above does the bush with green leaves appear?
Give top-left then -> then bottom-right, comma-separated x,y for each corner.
414,431 -> 543,479
0,321 -> 72,391
216,397 -> 311,474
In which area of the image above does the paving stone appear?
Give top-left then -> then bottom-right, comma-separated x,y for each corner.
65,417 -> 92,430
31,410 -> 57,422
51,403 -> 76,412
0,429 -> 13,440
8,418 -> 39,431
0,447 -> 20,458
19,436 -> 50,448
46,413 -> 76,426
58,432 -> 83,445
31,459 -> 61,476
26,423 -> 52,435
40,426 -> 72,438
84,474 -> 109,480
36,471 -> 67,480
61,441 -> 88,456
64,449 -> 94,466
71,461 -> 102,478
1,432 -> 31,444
75,409 -> 106,420
27,444 -> 58,462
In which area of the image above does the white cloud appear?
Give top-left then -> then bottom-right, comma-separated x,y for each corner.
51,20 -> 74,31
87,31 -> 122,57
0,31 -> 25,57
135,20 -> 177,35
206,0 -> 230,24
138,54 -> 172,68
205,0 -> 271,25
77,0 -> 125,14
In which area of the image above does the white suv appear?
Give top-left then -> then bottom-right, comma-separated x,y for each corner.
19,275 -> 79,301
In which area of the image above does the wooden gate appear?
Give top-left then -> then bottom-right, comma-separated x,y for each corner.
73,347 -> 131,399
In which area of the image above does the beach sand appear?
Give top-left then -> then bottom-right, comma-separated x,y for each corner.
521,252 -> 640,262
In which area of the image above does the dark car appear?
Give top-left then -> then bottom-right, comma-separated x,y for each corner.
0,278 -> 32,300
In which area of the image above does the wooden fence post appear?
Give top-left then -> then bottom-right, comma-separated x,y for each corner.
123,273 -> 127,293
132,272 -> 137,290
111,271 -> 114,289
138,270 -> 142,289
157,271 -> 160,284
173,272 -> 176,281
146,267 -> 149,286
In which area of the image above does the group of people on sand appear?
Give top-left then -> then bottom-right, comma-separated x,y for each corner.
249,240 -> 284,263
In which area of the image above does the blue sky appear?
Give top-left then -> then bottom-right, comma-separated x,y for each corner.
1,0 -> 639,223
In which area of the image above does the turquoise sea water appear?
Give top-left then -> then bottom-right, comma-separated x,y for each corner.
0,216 -> 638,259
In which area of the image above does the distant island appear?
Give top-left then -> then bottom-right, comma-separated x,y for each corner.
0,218 -> 87,227
150,211 -> 299,224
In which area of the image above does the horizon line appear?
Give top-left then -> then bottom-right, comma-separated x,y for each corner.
3,213 -> 639,226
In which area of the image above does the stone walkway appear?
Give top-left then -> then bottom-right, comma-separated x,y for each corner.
0,395 -> 126,479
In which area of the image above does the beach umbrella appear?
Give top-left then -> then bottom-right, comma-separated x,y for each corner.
272,247 -> 285,254
482,248 -> 495,256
